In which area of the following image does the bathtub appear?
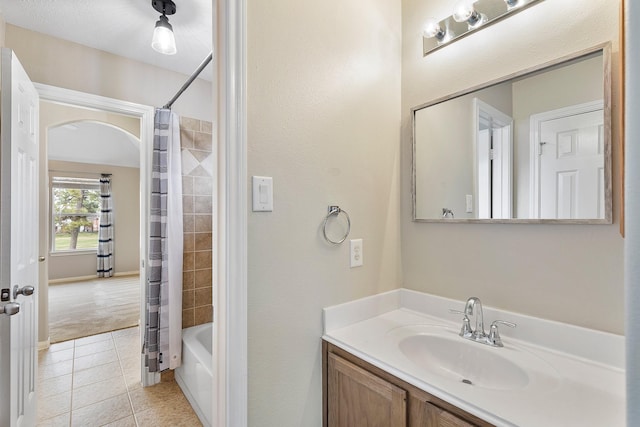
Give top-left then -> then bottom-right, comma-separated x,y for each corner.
176,323 -> 213,427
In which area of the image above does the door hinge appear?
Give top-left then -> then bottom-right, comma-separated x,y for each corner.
538,141 -> 547,156
489,149 -> 494,160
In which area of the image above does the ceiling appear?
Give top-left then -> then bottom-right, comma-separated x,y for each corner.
0,0 -> 212,80
49,121 -> 141,168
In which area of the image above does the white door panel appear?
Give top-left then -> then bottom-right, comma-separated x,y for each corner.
539,110 -> 603,219
0,48 -> 39,427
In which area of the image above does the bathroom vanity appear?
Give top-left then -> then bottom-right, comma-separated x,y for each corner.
322,289 -> 625,427
324,342 -> 491,426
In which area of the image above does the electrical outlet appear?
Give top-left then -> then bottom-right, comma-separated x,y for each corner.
350,239 -> 363,268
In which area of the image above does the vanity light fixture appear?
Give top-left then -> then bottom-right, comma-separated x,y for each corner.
422,0 -> 544,56
151,0 -> 177,55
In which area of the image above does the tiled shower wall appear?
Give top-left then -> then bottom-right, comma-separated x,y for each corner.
180,116 -> 213,328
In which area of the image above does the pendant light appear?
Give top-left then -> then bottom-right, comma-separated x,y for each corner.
151,0 -> 177,55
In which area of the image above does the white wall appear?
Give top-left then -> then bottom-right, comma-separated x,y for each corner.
4,24 -> 212,122
246,0 -> 402,425
47,160 -> 140,280
402,0 -> 624,333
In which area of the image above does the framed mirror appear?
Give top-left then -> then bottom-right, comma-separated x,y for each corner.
412,44 -> 611,224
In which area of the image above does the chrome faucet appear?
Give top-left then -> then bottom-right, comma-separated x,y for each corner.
450,297 -> 517,347
464,297 -> 486,341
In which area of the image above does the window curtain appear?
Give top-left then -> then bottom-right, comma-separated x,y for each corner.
145,108 -> 183,372
97,174 -> 114,277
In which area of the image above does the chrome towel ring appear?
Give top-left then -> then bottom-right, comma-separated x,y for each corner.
322,205 -> 351,245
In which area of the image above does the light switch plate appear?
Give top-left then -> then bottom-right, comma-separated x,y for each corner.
252,176 -> 273,212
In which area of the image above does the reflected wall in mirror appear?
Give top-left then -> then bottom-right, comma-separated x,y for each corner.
412,45 -> 611,223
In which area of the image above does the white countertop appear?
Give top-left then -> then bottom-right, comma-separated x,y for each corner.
322,289 -> 625,427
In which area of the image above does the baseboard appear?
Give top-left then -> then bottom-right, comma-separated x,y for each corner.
48,271 -> 140,285
38,338 -> 51,350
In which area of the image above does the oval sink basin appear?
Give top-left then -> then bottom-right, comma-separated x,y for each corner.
398,333 -> 529,390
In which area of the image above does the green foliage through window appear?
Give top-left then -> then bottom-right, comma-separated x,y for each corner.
51,177 -> 101,252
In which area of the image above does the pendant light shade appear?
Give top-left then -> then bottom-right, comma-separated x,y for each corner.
151,0 -> 177,55
152,14 -> 177,55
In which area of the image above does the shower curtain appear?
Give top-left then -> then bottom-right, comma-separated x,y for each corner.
145,108 -> 183,372
97,174 -> 114,277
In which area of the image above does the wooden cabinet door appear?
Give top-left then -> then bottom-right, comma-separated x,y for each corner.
410,396 -> 476,427
328,353 -> 407,427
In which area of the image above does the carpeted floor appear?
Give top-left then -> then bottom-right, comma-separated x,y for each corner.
48,275 -> 140,343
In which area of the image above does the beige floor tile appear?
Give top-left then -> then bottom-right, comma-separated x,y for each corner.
72,375 -> 127,410
73,332 -> 113,347
70,393 -> 133,427
74,339 -> 115,357
124,370 -> 142,391
39,360 -> 73,381
73,349 -> 118,372
128,380 -> 185,413
36,411 -> 70,427
38,391 -> 71,421
38,374 -> 72,399
72,361 -> 122,388
48,341 -> 75,352
102,415 -> 137,427
39,348 -> 74,366
111,327 -> 139,338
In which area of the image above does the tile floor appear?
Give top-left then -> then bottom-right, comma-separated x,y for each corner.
37,327 -> 202,427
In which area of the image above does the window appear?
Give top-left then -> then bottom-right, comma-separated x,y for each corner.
51,177 -> 101,252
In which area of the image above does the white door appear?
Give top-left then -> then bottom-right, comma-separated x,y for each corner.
0,49 -> 39,427
538,109 -> 604,219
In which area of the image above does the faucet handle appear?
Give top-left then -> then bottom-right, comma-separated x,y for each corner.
487,320 -> 516,347
449,309 -> 473,338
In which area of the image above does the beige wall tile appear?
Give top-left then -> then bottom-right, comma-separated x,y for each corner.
182,195 -> 194,213
180,129 -> 195,149
194,305 -> 213,325
194,233 -> 212,251
182,176 -> 194,195
182,290 -> 195,310
193,177 -> 212,196
180,117 -> 200,132
194,268 -> 212,288
182,309 -> 195,328
194,196 -> 212,214
183,232 -> 195,252
183,271 -> 195,290
194,288 -> 212,307
201,120 -> 212,133
183,215 -> 195,232
194,251 -> 212,270
194,215 -> 212,232
194,132 -> 212,151
182,252 -> 195,272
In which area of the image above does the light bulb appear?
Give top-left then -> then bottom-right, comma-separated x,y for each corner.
452,0 -> 476,22
423,18 -> 445,40
152,15 -> 177,55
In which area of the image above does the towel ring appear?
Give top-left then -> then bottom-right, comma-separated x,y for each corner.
322,205 -> 351,245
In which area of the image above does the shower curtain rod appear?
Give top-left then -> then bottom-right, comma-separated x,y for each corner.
163,51 -> 213,109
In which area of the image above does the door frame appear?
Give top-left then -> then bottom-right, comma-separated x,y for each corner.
33,83 -> 155,384
473,98 -> 513,219
214,0 -> 248,425
528,100 -> 604,218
